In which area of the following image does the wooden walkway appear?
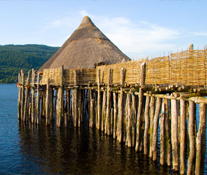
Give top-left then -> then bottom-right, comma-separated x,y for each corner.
17,47 -> 207,174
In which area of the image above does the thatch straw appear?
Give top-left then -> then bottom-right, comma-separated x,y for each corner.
38,16 -> 130,72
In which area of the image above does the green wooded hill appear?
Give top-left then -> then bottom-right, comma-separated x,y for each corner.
0,44 -> 59,83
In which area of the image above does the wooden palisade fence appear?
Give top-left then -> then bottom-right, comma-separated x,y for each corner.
17,46 -> 207,174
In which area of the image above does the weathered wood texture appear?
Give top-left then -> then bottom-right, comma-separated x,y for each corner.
17,46 -> 207,175
97,69 -> 101,130
187,101 -> 196,175
180,99 -> 186,174
195,103 -> 206,175
152,97 -> 161,161
171,98 -> 179,171
117,68 -> 125,143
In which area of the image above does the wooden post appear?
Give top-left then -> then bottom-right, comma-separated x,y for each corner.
72,70 -> 78,127
124,94 -> 129,145
72,88 -> 78,127
89,89 -> 94,128
140,62 -> 146,87
123,93 -> 127,143
18,73 -> 21,120
195,103 -> 206,175
135,88 -> 144,151
117,68 -> 125,143
20,70 -> 25,121
131,94 -> 137,147
126,94 -> 132,147
36,73 -> 40,124
113,92 -> 117,139
78,106 -> 81,127
110,108 -> 114,136
180,99 -> 186,174
144,95 -> 150,155
23,70 -> 31,122
136,62 -> 146,151
41,89 -> 46,118
56,87 -> 62,127
31,69 -> 35,123
159,99 -> 165,165
97,69 -> 101,130
77,89 -> 82,127
101,91 -> 106,132
66,89 -> 71,125
171,97 -> 179,171
56,66 -> 64,127
164,98 -> 171,166
50,88 -> 54,122
45,78 -> 50,125
94,91 -> 97,127
187,100 -> 195,175
149,96 -> 155,158
105,68 -> 112,135
152,97 -> 161,161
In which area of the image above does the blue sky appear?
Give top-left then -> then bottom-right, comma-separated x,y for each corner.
0,0 -> 207,59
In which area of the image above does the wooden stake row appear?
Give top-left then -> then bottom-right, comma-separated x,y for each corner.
17,63 -> 207,174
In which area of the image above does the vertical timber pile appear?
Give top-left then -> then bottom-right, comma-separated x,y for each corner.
131,94 -> 137,147
152,97 -> 161,161
105,68 -> 112,135
56,66 -> 64,127
18,70 -> 24,120
17,52 -> 207,174
113,92 -> 117,139
65,89 -> 71,127
117,68 -> 125,143
180,98 -> 186,174
187,101 -> 195,174
149,96 -> 155,158
171,93 -> 179,171
23,70 -> 31,122
97,69 -> 101,130
143,95 -> 150,155
135,62 -> 146,152
72,70 -> 78,127
36,73 -> 40,124
101,90 -> 106,131
164,98 -> 171,166
46,78 -> 53,125
89,87 -> 94,128
195,103 -> 206,174
126,93 -> 132,147
159,99 -> 165,165
18,73 -> 21,120
31,69 -> 36,124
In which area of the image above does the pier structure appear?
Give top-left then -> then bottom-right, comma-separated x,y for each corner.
17,16 -> 207,174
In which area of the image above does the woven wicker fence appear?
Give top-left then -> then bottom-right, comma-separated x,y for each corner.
41,67 -> 96,86
96,59 -> 147,85
64,68 -> 96,85
96,49 -> 207,86
40,48 -> 207,86
41,67 -> 62,85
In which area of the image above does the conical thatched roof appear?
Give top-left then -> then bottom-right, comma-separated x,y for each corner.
38,16 -> 131,72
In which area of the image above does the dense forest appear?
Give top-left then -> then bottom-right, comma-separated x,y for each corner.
0,44 -> 59,83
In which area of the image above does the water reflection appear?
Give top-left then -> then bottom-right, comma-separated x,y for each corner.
18,121 -> 172,175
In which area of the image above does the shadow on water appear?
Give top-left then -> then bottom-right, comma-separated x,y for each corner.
18,121 -> 173,175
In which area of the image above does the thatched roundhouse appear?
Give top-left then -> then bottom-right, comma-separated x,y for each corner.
38,16 -> 130,72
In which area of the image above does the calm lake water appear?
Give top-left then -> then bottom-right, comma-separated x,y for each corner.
0,84 -> 205,174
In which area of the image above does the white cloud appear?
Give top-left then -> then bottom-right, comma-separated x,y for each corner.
41,11 -> 182,58
95,16 -> 180,58
194,32 -> 207,36
80,10 -> 89,17
43,17 -> 78,30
